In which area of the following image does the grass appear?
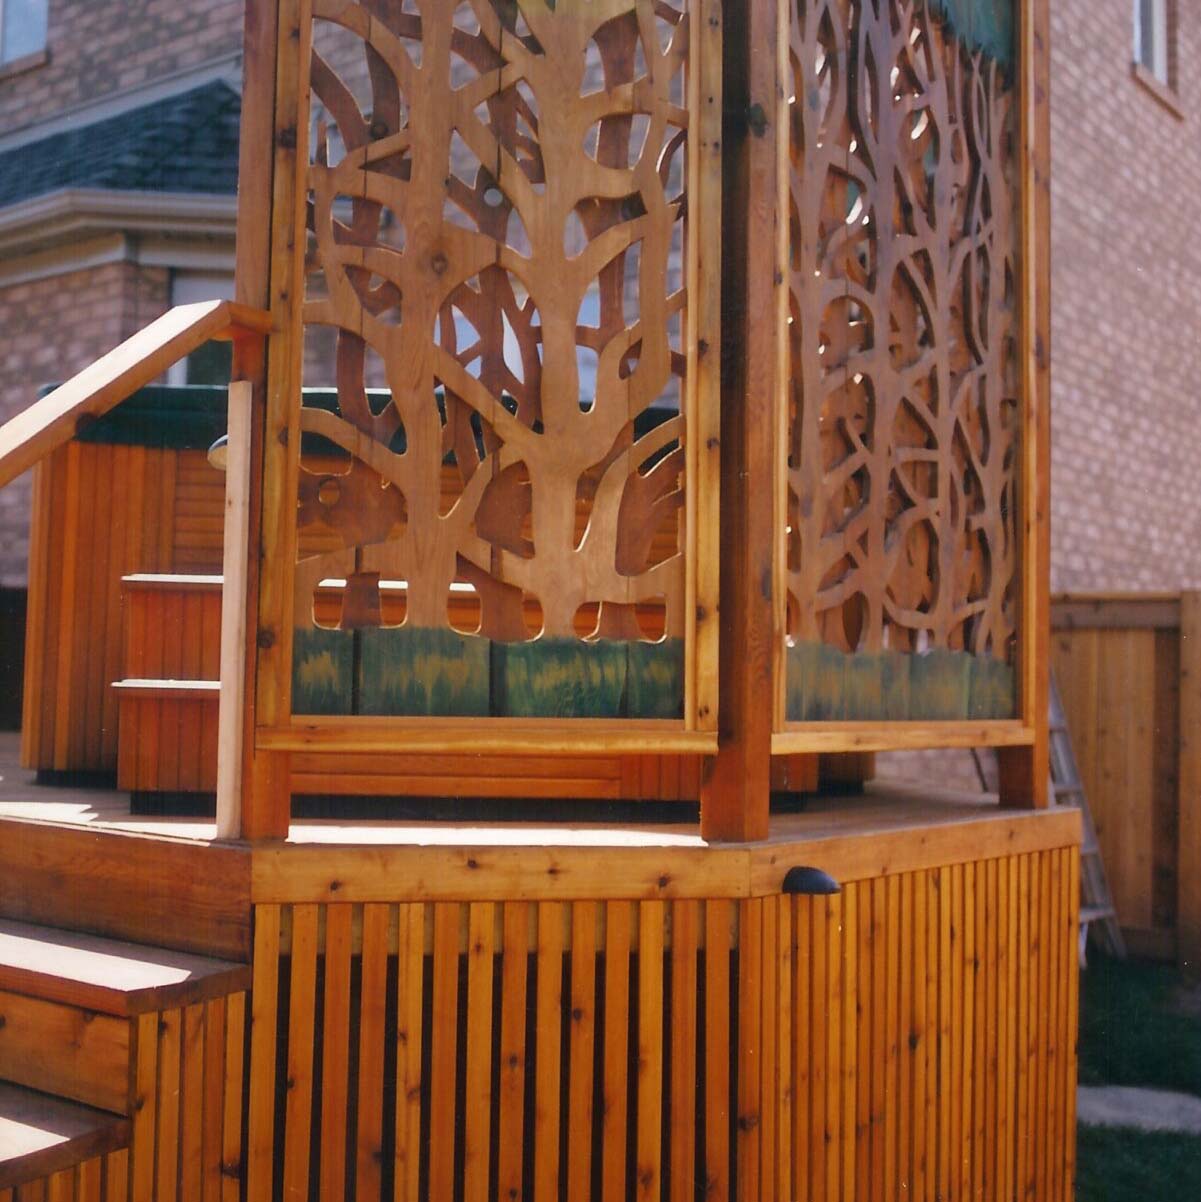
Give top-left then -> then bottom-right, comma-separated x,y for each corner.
1076,955 -> 1201,1200
1078,954 -> 1201,1094
1076,1126 -> 1201,1200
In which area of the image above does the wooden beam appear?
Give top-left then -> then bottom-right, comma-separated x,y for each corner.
700,0 -> 777,842
998,0 -> 1051,810
233,0 -> 291,840
1178,592 -> 1201,977
0,301 -> 269,490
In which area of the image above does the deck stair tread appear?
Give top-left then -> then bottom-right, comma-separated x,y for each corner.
0,919 -> 250,1016
0,1082 -> 129,1189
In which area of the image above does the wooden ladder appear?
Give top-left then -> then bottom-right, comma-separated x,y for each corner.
1048,673 -> 1126,965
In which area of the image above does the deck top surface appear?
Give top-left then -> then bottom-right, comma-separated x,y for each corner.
0,732 -> 1075,854
0,918 -> 251,1015
0,1082 -> 130,1189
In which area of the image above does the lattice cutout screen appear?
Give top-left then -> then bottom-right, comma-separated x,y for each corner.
284,0 -> 717,723
782,0 -> 1022,724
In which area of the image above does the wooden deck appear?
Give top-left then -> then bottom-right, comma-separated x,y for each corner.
0,731 -> 1076,859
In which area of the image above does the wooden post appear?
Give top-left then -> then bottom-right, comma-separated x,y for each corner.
1178,592 -> 1201,976
216,381 -> 253,838
699,0 -> 777,842
997,0 -> 1051,810
228,0 -> 290,839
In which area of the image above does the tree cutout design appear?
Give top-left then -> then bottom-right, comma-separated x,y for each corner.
785,0 -> 1020,708
296,0 -> 691,649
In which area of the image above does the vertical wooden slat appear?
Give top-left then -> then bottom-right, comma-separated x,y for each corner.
320,904 -> 352,1202
856,887 -> 873,1201
104,1150 -> 129,1202
673,903 -> 702,1202
357,903 -> 391,1200
774,897 -> 793,1202
736,897 -> 761,1202
880,875 -> 899,1202
221,993 -> 245,1202
636,901 -> 665,1202
825,892 -> 842,1202
130,1011 -> 158,1202
568,901 -> 599,1198
534,903 -> 565,1202
497,903 -> 530,1202
1064,849 -> 1081,1200
839,885 -> 856,1202
155,1007 -> 183,1202
602,901 -> 632,1202
464,902 -> 496,1202
899,875 -> 913,1202
77,1158 -> 101,1202
394,903 -> 426,1202
757,897 -> 778,1202
179,1002 -> 206,1202
247,905 -> 282,1202
202,997 -> 227,1202
428,904 -> 461,1201
43,1172 -> 70,1202
703,899 -> 731,1202
910,871 -> 928,1202
791,897 -> 810,1200
282,904 -> 319,1202
807,893 -> 826,1202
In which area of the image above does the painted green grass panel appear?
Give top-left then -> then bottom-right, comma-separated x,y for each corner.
627,640 -> 685,720
787,641 -> 1015,722
293,626 -> 355,716
493,638 -> 629,718
358,627 -> 490,717
907,648 -> 974,720
929,0 -> 1014,65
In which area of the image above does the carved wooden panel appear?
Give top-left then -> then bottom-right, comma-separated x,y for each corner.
287,0 -> 703,718
783,0 -> 1020,721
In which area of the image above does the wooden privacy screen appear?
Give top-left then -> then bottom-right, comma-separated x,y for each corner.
245,848 -> 1077,1202
780,0 -> 1023,725
265,0 -> 720,727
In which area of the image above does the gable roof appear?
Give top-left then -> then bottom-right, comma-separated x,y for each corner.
0,80 -> 240,210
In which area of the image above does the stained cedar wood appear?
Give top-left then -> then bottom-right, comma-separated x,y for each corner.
0,820 -> 250,961
0,920 -> 250,1017
0,1085 -> 130,1191
998,0 -> 1051,809
0,990 -> 128,1114
701,0 -> 775,842
0,301 -> 269,492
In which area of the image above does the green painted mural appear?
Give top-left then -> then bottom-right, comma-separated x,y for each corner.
929,0 -> 1014,65
292,626 -> 684,721
785,642 -> 1015,723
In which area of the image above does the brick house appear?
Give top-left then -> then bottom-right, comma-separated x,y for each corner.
0,0 -> 1196,736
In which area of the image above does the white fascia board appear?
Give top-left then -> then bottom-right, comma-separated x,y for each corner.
0,188 -> 238,269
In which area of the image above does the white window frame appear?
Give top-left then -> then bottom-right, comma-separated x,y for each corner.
167,273 -> 237,387
1134,0 -> 1171,87
0,0 -> 49,67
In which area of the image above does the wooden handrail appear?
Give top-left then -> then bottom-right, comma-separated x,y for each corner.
0,299 -> 272,490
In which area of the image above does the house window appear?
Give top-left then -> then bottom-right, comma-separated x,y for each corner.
1134,0 -> 1172,88
167,274 -> 236,387
0,0 -> 48,66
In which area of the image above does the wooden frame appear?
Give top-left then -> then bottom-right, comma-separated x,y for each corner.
769,0 -> 1051,809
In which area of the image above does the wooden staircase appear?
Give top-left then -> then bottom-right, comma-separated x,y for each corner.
0,826 -> 252,1199
0,917 -> 250,1196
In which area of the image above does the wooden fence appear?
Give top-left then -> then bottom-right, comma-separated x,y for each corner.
1051,592 -> 1201,967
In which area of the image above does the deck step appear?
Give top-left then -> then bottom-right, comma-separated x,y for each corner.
0,1082 -> 129,1189
0,919 -> 251,1017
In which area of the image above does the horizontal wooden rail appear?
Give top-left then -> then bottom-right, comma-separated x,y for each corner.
0,300 -> 271,489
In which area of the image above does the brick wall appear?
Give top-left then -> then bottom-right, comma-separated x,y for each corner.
1050,0 -> 1201,592
0,262 -> 169,585
0,0 -> 243,132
